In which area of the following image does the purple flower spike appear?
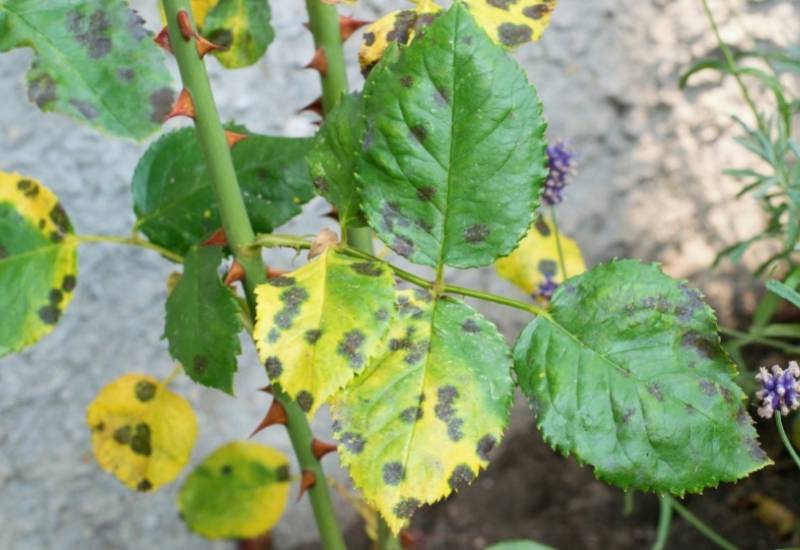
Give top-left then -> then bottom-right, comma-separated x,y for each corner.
542,140 -> 578,206
755,361 -> 800,418
536,274 -> 559,301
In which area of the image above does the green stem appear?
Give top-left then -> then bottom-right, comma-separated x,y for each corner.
550,206 -> 569,279
304,0 -> 349,113
700,0 -> 766,133
652,494 -> 673,550
666,496 -> 738,550
775,413 -> 800,471
378,518 -> 403,550
75,234 -> 183,263
161,3 -> 345,549
623,490 -> 635,517
718,325 -> 800,355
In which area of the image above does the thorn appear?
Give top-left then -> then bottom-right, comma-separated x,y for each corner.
297,469 -> 316,501
154,27 -> 172,53
311,438 -> 337,461
257,384 -> 273,394
339,15 -> 370,42
250,399 -> 288,437
304,48 -> 328,77
266,267 -> 287,279
177,10 -> 194,41
297,96 -> 324,117
224,260 -> 245,286
324,208 -> 339,221
165,88 -> 196,121
204,227 -> 227,246
224,130 -> 248,148
400,530 -> 424,548
196,35 -> 221,57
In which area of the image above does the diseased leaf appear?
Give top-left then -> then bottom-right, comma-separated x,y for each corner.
178,441 -> 290,539
0,0 -> 174,139
514,260 -> 771,493
358,3 -> 548,268
358,1 -> 442,73
462,0 -> 557,49
495,217 -> 585,298
331,290 -> 514,532
86,373 -> 197,492
0,171 -> 77,357
254,249 -> 395,416
133,128 -> 314,255
307,93 -> 368,232
165,245 -> 242,394
200,0 -> 274,69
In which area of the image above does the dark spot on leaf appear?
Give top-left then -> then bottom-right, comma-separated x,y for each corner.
394,236 -> 414,258
276,464 -> 290,481
538,259 -> 557,276
397,295 -> 424,318
49,289 -> 63,304
67,9 -> 113,58
265,356 -> 283,379
149,87 -> 175,123
38,305 -> 61,325
257,167 -> 270,181
736,407 -> 751,426
404,341 -> 428,365
62,275 -> 77,291
684,404 -> 695,415
135,380 -> 157,402
193,355 -> 208,375
435,386 -> 463,440
411,123 -> 428,142
400,406 -> 423,423
94,422 -> 105,432
313,177 -> 329,193
305,329 -> 322,344
17,178 -> 39,198
381,202 -> 411,232
416,218 -> 433,233
476,434 -> 497,461
337,330 -> 366,368
362,126 -> 374,150
447,418 -> 464,442
268,328 -> 280,343
498,23 -> 532,47
448,464 -> 475,490
221,464 -> 232,476
70,98 -> 98,119
331,420 -> 342,433
274,287 -> 309,329
375,308 -> 389,322
699,380 -> 717,396
720,386 -> 734,403
208,28 -> 234,49
414,12 -> 439,33
351,262 -> 384,277
621,408 -> 635,423
363,32 -> 376,46
137,479 -> 152,492
340,432 -> 365,454
117,68 -> 135,82
744,436 -> 768,462
113,425 -> 132,444
131,423 -> 152,456
464,224 -> 490,244
296,391 -> 314,412
268,276 -> 296,287
523,4 -> 551,19
400,75 -> 414,88
49,203 -> 71,234
28,74 -> 57,108
416,186 -> 436,202
462,35 -> 473,45
413,288 -> 432,302
461,319 -> 480,334
488,0 -> 518,9
382,461 -> 404,485
681,331 -> 717,359
656,295 -> 671,313
647,383 -> 664,402
386,10 -> 416,44
393,497 -> 420,519
534,218 -> 551,236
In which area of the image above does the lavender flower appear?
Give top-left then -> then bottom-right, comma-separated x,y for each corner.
536,274 -> 558,301
755,361 -> 800,418
542,140 -> 578,206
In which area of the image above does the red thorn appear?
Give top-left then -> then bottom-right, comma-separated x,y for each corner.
165,88 -> 196,121
340,15 -> 370,42
297,469 -> 317,501
225,130 -> 248,148
224,260 -> 245,286
324,208 -> 339,222
266,267 -> 287,279
154,27 -> 172,53
177,10 -> 194,41
204,227 -> 227,246
298,96 -> 324,117
400,530 -> 424,548
196,35 -> 221,57
257,385 -> 273,394
304,48 -> 328,77
311,438 -> 337,461
250,399 -> 288,437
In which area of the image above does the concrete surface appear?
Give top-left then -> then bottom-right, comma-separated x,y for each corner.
0,0 -> 798,548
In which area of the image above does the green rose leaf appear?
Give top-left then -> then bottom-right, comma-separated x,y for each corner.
0,171 -> 77,357
165,245 -> 242,394
331,289 -> 514,532
514,259 -> 771,493
133,128 -> 315,255
358,3 -> 547,268
307,93 -> 368,232
253,249 -> 395,417
178,441 -> 290,540
200,0 -> 274,69
0,0 -> 174,139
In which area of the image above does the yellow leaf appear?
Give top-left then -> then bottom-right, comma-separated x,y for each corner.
495,217 -> 585,297
191,0 -> 217,27
462,0 -> 557,48
177,441 -> 290,540
86,374 -> 197,492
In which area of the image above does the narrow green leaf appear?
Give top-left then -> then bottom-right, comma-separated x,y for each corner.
165,245 -> 242,394
358,3 -> 547,268
253,248 -> 395,416
514,260 -> 770,493
307,93 -> 368,232
0,0 -> 174,139
0,171 -> 78,357
200,0 -> 274,68
133,128 -> 315,255
178,441 -> 290,540
766,279 -> 800,309
331,290 -> 514,532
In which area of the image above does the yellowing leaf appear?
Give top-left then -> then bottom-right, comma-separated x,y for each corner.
331,290 -> 514,532
177,441 -> 290,540
463,0 -> 557,48
495,218 -> 585,298
358,2 -> 443,73
190,0 -> 217,27
86,374 -> 197,492
254,249 -> 395,416
0,171 -> 77,357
